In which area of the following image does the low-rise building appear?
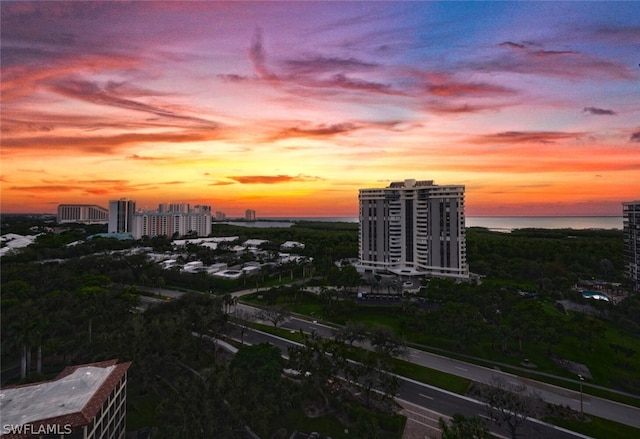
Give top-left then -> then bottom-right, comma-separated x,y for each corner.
281,241 -> 305,250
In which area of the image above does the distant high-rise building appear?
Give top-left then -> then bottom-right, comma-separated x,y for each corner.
57,204 -> 109,224
215,211 -> 227,221
130,202 -> 212,239
245,209 -> 256,221
623,201 -> 640,292
158,202 -> 191,213
358,179 -> 468,279
108,198 -> 136,233
192,204 -> 212,214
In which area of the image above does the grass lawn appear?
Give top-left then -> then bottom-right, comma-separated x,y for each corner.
127,392 -> 161,431
545,414 -> 640,439
274,405 -> 405,439
391,357 -> 471,395
246,290 -> 640,405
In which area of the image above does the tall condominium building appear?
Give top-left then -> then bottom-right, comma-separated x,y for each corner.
245,209 -> 256,221
623,201 -> 640,292
358,179 -> 468,279
0,359 -> 131,439
130,203 -> 212,239
108,199 -> 136,233
58,204 -> 109,224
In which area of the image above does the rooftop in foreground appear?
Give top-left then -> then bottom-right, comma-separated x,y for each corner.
0,359 -> 130,436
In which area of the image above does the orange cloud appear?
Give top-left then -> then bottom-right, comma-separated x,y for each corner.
227,175 -> 321,184
469,131 -> 585,144
1,130 -> 223,157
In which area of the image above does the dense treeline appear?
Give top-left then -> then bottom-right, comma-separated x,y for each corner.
0,217 -> 402,437
0,217 -> 640,437
466,227 -> 625,286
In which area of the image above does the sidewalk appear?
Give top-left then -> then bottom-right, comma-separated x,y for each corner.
397,399 -> 443,439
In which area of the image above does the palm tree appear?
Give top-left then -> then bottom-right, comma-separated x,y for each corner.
31,317 -> 49,374
8,319 -> 32,379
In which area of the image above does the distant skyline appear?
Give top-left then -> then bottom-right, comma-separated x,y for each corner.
2,1 -> 639,217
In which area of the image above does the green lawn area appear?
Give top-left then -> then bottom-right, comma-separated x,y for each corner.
249,322 -> 640,439
546,414 -> 640,439
127,392 -> 161,431
274,405 -> 405,439
244,290 -> 640,406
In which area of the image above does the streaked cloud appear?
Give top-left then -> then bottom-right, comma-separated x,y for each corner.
583,107 -> 616,116
1,1 -> 638,216
227,175 -> 321,184
469,131 -> 584,144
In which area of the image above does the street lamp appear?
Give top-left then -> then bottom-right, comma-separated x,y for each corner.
578,374 -> 584,418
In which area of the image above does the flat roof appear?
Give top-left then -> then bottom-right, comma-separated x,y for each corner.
1,366 -> 112,426
0,360 -> 130,433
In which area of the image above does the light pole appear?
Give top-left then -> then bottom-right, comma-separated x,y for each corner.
578,374 -> 584,418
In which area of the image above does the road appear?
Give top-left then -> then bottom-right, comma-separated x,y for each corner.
140,286 -> 640,430
226,323 -> 594,439
274,312 -> 640,430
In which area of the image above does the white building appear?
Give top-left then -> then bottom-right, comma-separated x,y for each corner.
623,201 -> 640,291
130,203 -> 212,240
281,241 -> 305,250
0,234 -> 39,258
57,204 -> 109,224
358,179 -> 468,279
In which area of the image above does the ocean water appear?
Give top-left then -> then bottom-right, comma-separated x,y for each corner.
465,216 -> 622,232
222,216 -> 623,231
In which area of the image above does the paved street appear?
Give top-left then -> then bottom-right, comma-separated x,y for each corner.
227,324 -> 597,439
140,286 -> 640,431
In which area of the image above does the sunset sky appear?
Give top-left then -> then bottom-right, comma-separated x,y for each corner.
2,1 -> 639,217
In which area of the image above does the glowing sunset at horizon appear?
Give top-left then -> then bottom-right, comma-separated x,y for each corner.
2,1 -> 639,217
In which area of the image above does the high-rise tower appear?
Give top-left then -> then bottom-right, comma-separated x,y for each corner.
108,198 -> 136,233
358,179 -> 468,279
623,201 -> 640,292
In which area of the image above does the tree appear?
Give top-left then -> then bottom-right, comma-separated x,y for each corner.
493,324 -> 511,353
369,325 -> 406,358
287,332 -> 345,410
481,376 -> 541,439
231,343 -> 282,388
228,344 -> 287,435
155,369 -> 237,439
334,321 -> 368,347
76,285 -> 110,344
31,317 -> 49,374
346,350 -> 399,410
260,304 -> 291,329
230,308 -> 255,345
8,319 -> 31,379
508,300 -> 548,352
439,414 -> 491,439
180,293 -> 227,361
434,302 -> 486,349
